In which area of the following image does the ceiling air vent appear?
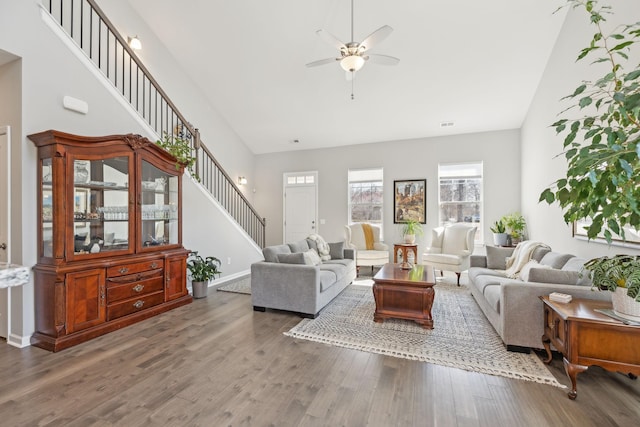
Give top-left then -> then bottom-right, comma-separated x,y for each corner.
440,121 -> 455,128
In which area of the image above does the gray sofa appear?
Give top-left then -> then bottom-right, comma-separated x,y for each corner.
251,238 -> 356,318
468,245 -> 610,352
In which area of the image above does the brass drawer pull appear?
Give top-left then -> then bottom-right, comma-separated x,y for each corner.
119,267 -> 129,274
150,262 -> 159,269
132,284 -> 144,293
133,300 -> 144,309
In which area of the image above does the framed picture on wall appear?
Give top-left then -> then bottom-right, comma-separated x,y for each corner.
394,179 -> 426,224
573,218 -> 640,247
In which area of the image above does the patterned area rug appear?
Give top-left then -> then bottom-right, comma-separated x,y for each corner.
217,277 -> 251,294
285,283 -> 564,388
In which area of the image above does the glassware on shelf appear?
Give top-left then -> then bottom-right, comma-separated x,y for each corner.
74,160 -> 90,183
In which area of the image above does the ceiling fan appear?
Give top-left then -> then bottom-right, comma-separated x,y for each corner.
306,0 -> 399,82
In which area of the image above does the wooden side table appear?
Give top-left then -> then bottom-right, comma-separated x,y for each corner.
540,296 -> 640,400
393,243 -> 418,267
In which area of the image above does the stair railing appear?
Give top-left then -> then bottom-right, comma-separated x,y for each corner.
43,0 -> 265,248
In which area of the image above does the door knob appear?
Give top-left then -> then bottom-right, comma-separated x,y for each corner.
0,243 -> 6,250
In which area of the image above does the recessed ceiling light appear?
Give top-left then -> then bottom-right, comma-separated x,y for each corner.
440,121 -> 455,128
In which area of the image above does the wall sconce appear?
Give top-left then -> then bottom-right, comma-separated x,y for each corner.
238,176 -> 247,185
128,36 -> 142,50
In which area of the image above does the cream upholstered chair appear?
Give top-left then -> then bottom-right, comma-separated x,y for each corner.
422,223 -> 477,286
344,223 -> 389,274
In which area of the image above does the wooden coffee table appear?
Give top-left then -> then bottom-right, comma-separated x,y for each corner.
372,263 -> 436,328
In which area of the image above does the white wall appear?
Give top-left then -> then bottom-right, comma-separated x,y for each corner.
521,0 -> 640,259
254,129 -> 521,254
94,0 -> 256,203
0,0 -> 259,344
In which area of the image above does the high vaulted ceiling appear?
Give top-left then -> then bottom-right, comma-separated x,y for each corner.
125,0 -> 568,154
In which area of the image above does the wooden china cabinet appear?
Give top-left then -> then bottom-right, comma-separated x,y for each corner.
28,130 -> 192,351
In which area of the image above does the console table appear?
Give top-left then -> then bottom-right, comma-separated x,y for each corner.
540,296 -> 640,399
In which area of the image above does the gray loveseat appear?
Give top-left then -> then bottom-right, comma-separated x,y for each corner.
468,245 -> 610,352
251,238 -> 356,318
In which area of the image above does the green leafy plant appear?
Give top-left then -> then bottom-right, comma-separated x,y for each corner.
156,132 -> 198,180
401,219 -> 424,236
584,254 -> 640,301
503,212 -> 526,239
490,219 -> 506,234
539,0 -> 640,243
186,251 -> 222,282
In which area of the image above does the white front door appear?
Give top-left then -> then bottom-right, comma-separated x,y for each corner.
0,126 -> 10,338
283,172 -> 318,243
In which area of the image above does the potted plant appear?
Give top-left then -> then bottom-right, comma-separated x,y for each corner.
156,131 -> 199,181
490,219 -> 509,247
186,251 -> 222,299
503,212 -> 526,245
539,0 -> 640,243
583,255 -> 640,320
401,219 -> 423,244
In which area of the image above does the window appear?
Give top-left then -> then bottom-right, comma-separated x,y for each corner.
348,168 -> 383,226
438,162 -> 483,243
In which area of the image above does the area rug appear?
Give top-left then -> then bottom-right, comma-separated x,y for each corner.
217,277 -> 251,294
284,283 -> 564,388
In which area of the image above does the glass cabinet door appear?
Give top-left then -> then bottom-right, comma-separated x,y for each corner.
140,160 -> 179,249
72,156 -> 131,256
41,157 -> 53,258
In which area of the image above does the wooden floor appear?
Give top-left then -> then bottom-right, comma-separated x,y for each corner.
0,288 -> 638,427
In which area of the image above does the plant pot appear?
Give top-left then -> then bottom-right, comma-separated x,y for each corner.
404,234 -> 415,244
611,287 -> 640,321
192,280 -> 209,299
492,233 -> 509,247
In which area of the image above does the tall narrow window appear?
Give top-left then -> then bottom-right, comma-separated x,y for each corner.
438,162 -> 483,243
348,168 -> 383,227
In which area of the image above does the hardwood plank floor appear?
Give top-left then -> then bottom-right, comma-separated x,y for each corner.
0,289 -> 638,427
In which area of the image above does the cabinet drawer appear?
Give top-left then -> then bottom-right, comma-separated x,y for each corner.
107,259 -> 163,278
107,275 -> 164,303
107,291 -> 164,321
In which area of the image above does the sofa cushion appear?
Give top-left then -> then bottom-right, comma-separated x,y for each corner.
468,267 -> 507,284
320,263 -> 345,281
303,249 -> 322,266
319,270 -> 338,292
473,274 -> 506,295
562,257 -> 592,286
288,240 -> 310,253
323,259 -> 353,268
531,246 -> 552,262
357,250 -> 388,260
423,253 -> 465,266
263,244 -> 291,263
483,284 -> 501,314
528,268 -> 581,286
519,260 -> 551,282
540,252 -> 575,269
329,241 -> 345,259
277,252 -> 305,264
486,246 -> 515,269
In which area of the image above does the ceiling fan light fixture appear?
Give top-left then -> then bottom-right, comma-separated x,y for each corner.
340,55 -> 365,72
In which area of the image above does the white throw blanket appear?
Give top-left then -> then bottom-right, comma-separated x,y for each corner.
307,234 -> 331,261
504,241 -> 551,278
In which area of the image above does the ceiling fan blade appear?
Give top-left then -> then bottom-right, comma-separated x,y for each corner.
306,57 -> 340,68
365,54 -> 400,66
316,29 -> 347,51
360,25 -> 393,52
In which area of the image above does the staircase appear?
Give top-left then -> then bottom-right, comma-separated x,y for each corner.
42,0 -> 265,247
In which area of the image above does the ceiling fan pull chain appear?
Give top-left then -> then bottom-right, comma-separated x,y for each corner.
351,75 -> 355,100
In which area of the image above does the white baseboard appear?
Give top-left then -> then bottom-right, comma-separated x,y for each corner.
7,332 -> 30,348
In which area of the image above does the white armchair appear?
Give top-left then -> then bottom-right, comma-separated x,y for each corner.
422,224 -> 477,286
344,223 -> 389,274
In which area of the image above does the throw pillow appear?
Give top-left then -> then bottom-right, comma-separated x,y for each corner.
528,268 -> 581,285
519,260 -> 551,282
540,252 -> 576,269
486,246 -> 515,270
276,252 -> 305,264
328,241 -> 345,259
303,249 -> 322,266
307,234 -> 331,261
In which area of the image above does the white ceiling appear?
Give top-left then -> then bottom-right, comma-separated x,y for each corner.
126,0 -> 568,154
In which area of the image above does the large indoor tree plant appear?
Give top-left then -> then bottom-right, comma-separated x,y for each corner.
539,0 -> 640,243
539,0 -> 640,313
